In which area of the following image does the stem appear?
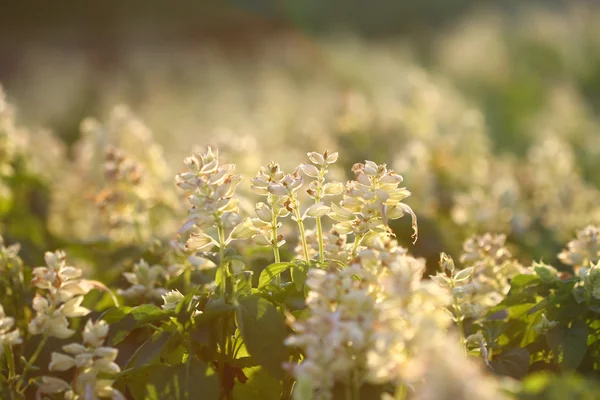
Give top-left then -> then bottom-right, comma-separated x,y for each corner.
345,377 -> 353,400
396,382 -> 408,400
217,317 -> 228,398
291,195 -> 310,263
314,167 -> 327,264
350,234 -> 364,260
268,196 -> 282,285
352,368 -> 361,400
17,335 -> 47,392
4,345 -> 16,381
316,217 -> 325,263
216,221 -> 228,298
453,297 -> 467,355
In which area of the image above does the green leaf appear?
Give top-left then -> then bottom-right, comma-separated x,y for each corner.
233,366 -> 282,400
128,330 -> 177,369
126,358 -> 219,400
291,264 -> 308,291
106,305 -> 172,344
258,263 -> 293,289
194,298 -> 235,325
509,274 -> 541,290
490,348 -> 530,379
561,319 -> 588,371
235,294 -> 289,378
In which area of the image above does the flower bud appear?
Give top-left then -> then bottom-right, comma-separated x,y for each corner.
230,218 -> 258,240
299,163 -> 320,178
49,352 -> 76,372
323,181 -> 344,196
268,183 -> 288,196
307,152 -> 325,166
304,203 -> 331,218
255,203 -> 273,223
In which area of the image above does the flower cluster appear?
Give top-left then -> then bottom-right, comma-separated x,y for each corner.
458,233 -> 524,306
579,261 -> 600,301
29,251 -> 92,339
558,225 -> 600,271
38,319 -> 124,399
0,303 -> 21,357
286,235 -> 453,399
365,238 -> 451,389
329,160 -> 417,247
285,263 -> 379,399
176,147 -> 252,251
250,161 -> 290,250
117,259 -> 168,302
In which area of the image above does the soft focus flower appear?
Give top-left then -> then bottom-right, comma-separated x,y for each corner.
40,319 -> 123,399
559,225 -> 600,271
118,259 -> 167,302
533,314 -> 559,335
329,160 -> 417,244
29,250 -> 92,339
0,303 -> 21,356
161,289 -> 185,310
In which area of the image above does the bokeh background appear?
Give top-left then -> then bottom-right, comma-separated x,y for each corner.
2,0 -> 600,274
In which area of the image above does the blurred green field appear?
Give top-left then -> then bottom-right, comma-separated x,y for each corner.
3,2 -> 600,270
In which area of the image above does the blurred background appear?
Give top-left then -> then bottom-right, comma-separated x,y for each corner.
2,0 -> 600,273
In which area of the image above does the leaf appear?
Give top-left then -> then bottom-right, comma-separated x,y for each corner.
258,263 -> 293,289
561,319 -> 588,371
106,305 -> 172,345
232,366 -> 282,400
509,274 -> 541,291
128,330 -> 177,369
490,348 -> 530,379
235,294 -> 289,378
195,298 -> 235,325
126,358 -> 219,400
291,264 -> 307,291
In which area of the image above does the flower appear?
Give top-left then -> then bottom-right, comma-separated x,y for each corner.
176,147 -> 246,249
328,160 -> 418,244
117,259 -> 167,302
0,303 -> 21,356
40,319 -> 123,399
161,289 -> 185,310
559,225 -> 600,271
29,250 -> 92,339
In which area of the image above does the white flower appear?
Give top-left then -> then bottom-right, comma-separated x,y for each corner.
0,304 -> 21,356
83,319 -> 110,348
161,289 -> 185,310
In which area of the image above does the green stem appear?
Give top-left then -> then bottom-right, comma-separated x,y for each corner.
216,221 -> 229,298
352,368 -> 361,400
314,167 -> 326,264
4,345 -> 16,381
17,335 -> 47,392
268,196 -> 282,285
316,217 -> 325,263
291,195 -> 310,263
350,234 -> 364,260
453,297 -> 467,355
345,377 -> 353,400
396,382 -> 408,400
217,317 -> 228,398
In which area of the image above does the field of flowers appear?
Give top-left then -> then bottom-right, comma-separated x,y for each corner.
2,3 -> 600,400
